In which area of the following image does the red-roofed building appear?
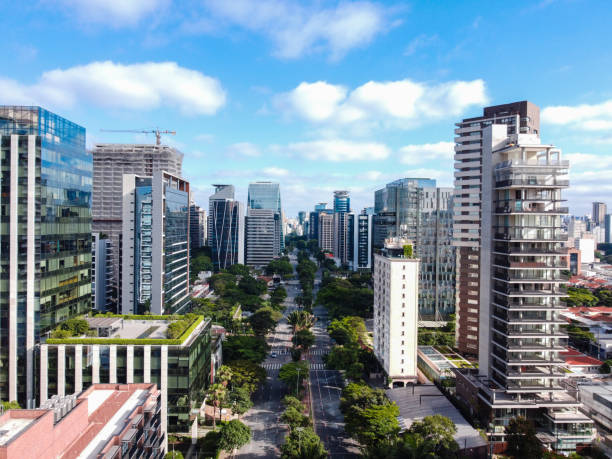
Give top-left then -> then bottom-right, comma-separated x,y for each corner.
560,348 -> 603,375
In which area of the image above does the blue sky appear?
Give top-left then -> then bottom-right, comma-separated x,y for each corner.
2,0 -> 612,216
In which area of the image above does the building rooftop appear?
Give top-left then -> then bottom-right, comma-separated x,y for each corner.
387,384 -> 487,451
85,317 -> 170,339
0,417 -> 37,446
561,347 -> 603,367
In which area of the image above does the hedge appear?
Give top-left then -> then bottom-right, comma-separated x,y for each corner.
47,316 -> 205,346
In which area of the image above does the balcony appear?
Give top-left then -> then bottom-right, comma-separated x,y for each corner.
492,259 -> 566,269
494,230 -> 568,242
495,159 -> 570,170
493,270 -> 569,283
493,244 -> 566,256
494,205 -> 568,215
495,178 -> 569,189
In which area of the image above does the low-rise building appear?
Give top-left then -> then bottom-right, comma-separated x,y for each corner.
38,315 -> 212,435
579,383 -> 612,433
560,348 -> 603,376
0,383 -> 164,458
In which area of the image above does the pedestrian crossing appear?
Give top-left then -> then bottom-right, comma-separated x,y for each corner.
308,349 -> 328,356
262,362 -> 327,370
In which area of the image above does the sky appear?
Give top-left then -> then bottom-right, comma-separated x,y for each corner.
2,0 -> 612,217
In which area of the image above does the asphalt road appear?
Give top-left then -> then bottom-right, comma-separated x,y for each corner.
234,272 -> 300,458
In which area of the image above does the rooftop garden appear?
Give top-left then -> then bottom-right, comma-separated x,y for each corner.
46,313 -> 206,345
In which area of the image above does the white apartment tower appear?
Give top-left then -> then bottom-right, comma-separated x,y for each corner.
373,238 -> 419,388
318,212 -> 334,253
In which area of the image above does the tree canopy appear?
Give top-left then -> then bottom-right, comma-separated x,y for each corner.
218,419 -> 251,452
280,427 -> 328,459
316,278 -> 373,319
223,335 -> 269,363
279,361 -> 309,394
506,416 -> 542,459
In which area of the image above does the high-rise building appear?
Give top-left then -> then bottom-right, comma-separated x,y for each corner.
209,185 -> 244,270
190,202 -> 207,249
247,181 -> 284,250
308,203 -> 328,241
298,211 -> 306,225
245,208 -> 281,267
122,171 -> 191,315
352,209 -> 373,271
373,238 -> 419,388
318,212 -> 334,253
374,178 -> 455,322
453,101 -> 540,355
333,190 -> 350,213
333,211 -> 354,265
455,118 -> 594,454
593,202 -> 607,226
0,106 -> 92,407
92,143 -> 183,309
605,214 -> 612,244
92,233 -> 115,312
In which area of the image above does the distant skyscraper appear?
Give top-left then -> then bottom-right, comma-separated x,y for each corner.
209,185 -> 244,270
298,211 -> 306,225
248,181 -> 284,250
352,209 -> 373,270
453,101 -> 540,355
245,209 -> 281,267
92,143 -> 183,309
309,203 -> 328,241
92,233 -> 115,312
333,190 -> 350,213
122,171 -> 191,315
606,214 -> 612,244
318,212 -> 334,253
374,178 -> 455,321
593,202 -> 607,226
190,202 -> 207,249
0,106 -> 92,406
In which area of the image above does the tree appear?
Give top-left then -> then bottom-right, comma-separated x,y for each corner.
1,400 -> 20,410
249,307 -> 278,336
266,259 -> 294,277
601,359 -> 612,374
316,278 -> 373,319
280,427 -> 328,459
282,395 -> 304,411
292,329 -> 315,351
227,360 -> 267,394
223,335 -> 270,363
346,403 -> 400,448
288,310 -> 315,333
271,286 -> 288,306
209,273 -> 237,295
279,361 -> 309,394
407,415 -> 459,458
218,419 -> 251,452
228,263 -> 251,276
506,416 -> 543,459
217,365 -> 233,386
280,406 -> 311,429
238,275 -> 267,296
59,318 -> 89,336
340,383 -> 388,412
228,386 -> 253,417
207,383 -> 227,428
291,347 -> 302,362
165,452 -> 184,459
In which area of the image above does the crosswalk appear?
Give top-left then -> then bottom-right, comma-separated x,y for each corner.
262,362 -> 327,370
307,349 -> 328,356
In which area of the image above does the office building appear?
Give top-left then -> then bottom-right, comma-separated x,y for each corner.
593,202 -> 607,227
453,101 -> 541,355
93,143 -> 183,309
318,212 -> 334,253
0,383 -> 165,458
92,233 -> 115,312
190,202 -> 207,249
122,171 -> 190,315
298,211 -> 306,225
247,181 -> 284,250
352,209 -> 373,271
209,185 -> 244,270
333,190 -> 350,213
333,211 -> 354,265
577,236 -> 596,264
40,315 -> 212,435
455,118 -> 593,454
373,238 -> 419,388
245,208 -> 281,267
566,247 -> 582,276
606,214 -> 612,244
0,106 -> 92,407
308,203 -> 328,241
374,179 -> 455,322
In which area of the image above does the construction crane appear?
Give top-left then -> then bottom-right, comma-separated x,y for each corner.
100,128 -> 176,145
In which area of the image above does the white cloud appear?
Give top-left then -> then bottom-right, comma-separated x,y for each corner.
404,34 -> 438,56
198,0 -> 392,59
275,78 -> 487,128
357,170 -> 385,181
283,139 -> 390,161
226,142 -> 261,157
57,0 -> 169,26
542,99 -> 612,131
262,167 -> 290,177
399,141 -> 454,165
565,152 -> 612,169
0,61 -> 226,115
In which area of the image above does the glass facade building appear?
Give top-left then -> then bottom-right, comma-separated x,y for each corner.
373,178 -> 455,321
0,106 -> 92,407
209,185 -> 244,270
247,181 -> 283,250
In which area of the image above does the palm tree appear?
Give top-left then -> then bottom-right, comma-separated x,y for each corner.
207,383 -> 227,429
217,365 -> 233,387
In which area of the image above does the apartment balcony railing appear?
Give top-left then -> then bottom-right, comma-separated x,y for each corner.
495,178 -> 570,189
494,230 -> 568,242
494,205 -> 569,215
492,259 -> 567,269
495,159 -> 570,170
493,270 -> 569,283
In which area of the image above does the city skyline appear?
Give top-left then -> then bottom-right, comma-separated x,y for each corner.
2,1 -> 611,215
